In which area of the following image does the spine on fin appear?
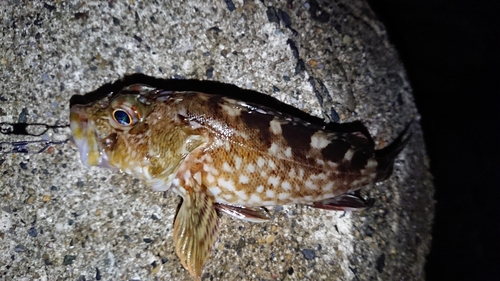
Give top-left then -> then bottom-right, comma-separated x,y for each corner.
374,121 -> 413,182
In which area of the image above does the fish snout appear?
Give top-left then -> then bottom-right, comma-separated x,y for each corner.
70,106 -> 109,168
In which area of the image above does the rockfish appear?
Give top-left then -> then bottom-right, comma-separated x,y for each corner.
69,75 -> 410,280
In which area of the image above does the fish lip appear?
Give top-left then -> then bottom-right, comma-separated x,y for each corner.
70,105 -> 111,168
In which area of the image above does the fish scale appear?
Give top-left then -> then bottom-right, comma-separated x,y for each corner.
171,93 -> 379,205
69,81 -> 411,280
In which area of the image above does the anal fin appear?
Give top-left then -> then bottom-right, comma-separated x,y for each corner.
173,191 -> 219,280
310,193 -> 374,211
215,204 -> 271,222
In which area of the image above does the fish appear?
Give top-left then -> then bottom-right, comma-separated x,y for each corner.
69,75 -> 411,280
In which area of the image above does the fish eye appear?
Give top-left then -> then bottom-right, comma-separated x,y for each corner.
112,109 -> 136,126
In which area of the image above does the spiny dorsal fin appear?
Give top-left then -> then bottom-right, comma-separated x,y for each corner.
173,191 -> 220,280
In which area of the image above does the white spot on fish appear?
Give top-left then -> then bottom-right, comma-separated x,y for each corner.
249,194 -> 262,204
267,176 -> 280,187
305,180 -> 318,190
269,119 -> 282,134
344,149 -> 354,161
281,181 -> 292,190
206,173 -> 215,183
268,143 -> 279,155
310,132 -> 330,149
288,169 -> 296,178
285,147 -> 292,158
194,172 -> 202,185
223,194 -> 233,200
256,185 -> 264,193
235,190 -> 248,200
266,190 -> 275,198
203,164 -> 219,176
246,163 -> 255,173
209,186 -> 222,196
239,175 -> 249,184
268,160 -> 276,169
234,156 -> 242,169
222,162 -> 233,172
257,157 -> 265,168
218,178 -> 236,192
211,167 -> 220,176
278,193 -> 290,201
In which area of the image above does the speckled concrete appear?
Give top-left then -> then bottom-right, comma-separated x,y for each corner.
0,1 -> 433,280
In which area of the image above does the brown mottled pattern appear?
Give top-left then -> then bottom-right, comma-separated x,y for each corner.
71,87 -> 382,204
280,122 -> 315,160
320,139 -> 352,162
349,149 -> 370,171
239,108 -> 275,148
160,92 -> 378,206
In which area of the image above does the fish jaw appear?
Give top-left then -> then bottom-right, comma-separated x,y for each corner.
70,105 -> 112,168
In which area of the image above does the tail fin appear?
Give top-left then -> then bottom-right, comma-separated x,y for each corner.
374,121 -> 413,182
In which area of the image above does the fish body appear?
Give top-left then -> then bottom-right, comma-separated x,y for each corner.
70,80 -> 410,280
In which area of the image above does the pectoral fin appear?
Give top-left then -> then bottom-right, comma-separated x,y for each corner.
173,191 -> 220,280
215,204 -> 271,222
310,193 -> 374,211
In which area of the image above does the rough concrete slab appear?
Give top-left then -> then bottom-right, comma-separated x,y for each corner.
0,0 -> 433,280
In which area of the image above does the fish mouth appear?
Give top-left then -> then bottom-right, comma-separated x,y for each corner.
70,106 -> 112,168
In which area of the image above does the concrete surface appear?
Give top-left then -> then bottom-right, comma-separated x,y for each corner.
0,0 -> 433,280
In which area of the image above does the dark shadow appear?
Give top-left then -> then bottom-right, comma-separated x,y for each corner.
366,1 -> 500,280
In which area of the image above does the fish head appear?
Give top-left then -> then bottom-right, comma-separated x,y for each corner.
69,85 -> 155,170
70,84 -> 204,190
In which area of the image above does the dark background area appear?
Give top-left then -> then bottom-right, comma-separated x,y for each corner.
365,0 -> 500,280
